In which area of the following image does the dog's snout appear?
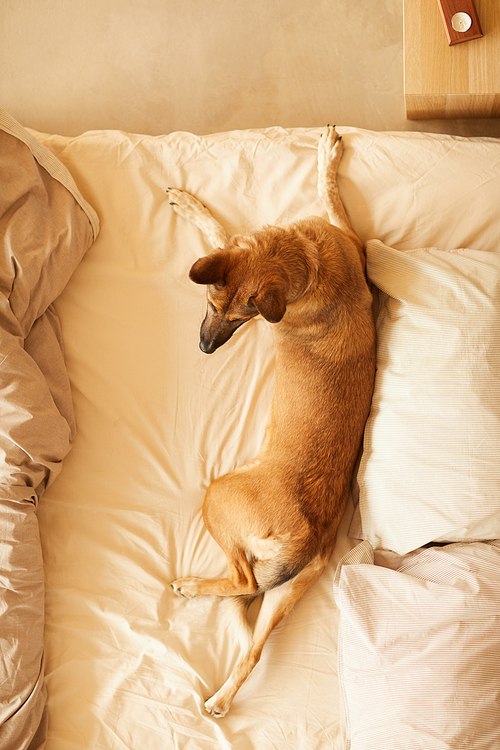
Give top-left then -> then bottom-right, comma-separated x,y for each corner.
198,312 -> 248,355
199,328 -> 234,354
199,338 -> 218,355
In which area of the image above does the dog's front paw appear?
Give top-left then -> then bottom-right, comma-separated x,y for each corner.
317,125 -> 345,207
318,125 -> 343,175
321,124 -> 342,150
170,576 -> 203,599
166,188 -> 205,220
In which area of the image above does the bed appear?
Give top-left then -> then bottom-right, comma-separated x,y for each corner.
1,105 -> 500,749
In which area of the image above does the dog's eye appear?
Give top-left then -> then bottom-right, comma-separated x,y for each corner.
208,301 -> 218,314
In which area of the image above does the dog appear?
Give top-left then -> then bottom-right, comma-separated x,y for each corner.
168,126 -> 376,717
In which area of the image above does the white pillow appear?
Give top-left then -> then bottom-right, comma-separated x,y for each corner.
334,540 -> 500,750
355,240 -> 500,554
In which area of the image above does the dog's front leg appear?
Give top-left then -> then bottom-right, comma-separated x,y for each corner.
166,188 -> 228,249
317,125 -> 345,227
317,126 -> 364,265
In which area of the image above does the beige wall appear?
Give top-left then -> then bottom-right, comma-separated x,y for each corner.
1,0 -> 499,138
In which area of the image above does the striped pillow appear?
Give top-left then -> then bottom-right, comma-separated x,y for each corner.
355,241 -> 500,554
334,540 -> 500,750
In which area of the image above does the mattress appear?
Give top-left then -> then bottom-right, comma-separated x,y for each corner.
2,108 -> 500,749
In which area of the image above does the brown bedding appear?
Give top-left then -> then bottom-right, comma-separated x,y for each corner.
0,111 -> 98,750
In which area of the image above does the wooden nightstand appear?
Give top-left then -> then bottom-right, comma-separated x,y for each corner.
404,0 -> 500,118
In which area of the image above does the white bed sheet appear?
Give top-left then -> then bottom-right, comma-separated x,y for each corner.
32,125 -> 500,749
34,126 -> 357,750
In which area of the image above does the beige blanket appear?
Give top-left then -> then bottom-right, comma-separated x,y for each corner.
0,110 -> 98,750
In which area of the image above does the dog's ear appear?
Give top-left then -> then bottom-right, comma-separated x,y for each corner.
252,284 -> 287,323
189,251 -> 228,286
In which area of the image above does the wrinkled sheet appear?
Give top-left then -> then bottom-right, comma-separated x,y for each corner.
0,109 -> 98,750
28,124 -> 500,749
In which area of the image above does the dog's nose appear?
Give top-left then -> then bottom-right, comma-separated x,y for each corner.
199,338 -> 217,354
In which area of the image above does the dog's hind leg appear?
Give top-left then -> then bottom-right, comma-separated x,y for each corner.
171,546 -> 259,599
166,188 -> 228,249
317,126 -> 364,266
204,551 -> 330,718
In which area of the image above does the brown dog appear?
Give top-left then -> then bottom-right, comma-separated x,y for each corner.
168,126 -> 375,717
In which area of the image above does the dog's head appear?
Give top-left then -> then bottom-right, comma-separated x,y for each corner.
189,227 -> 320,354
189,242 -> 288,354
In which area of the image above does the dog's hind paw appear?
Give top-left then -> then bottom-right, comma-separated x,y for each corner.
171,576 -> 203,598
204,694 -> 229,719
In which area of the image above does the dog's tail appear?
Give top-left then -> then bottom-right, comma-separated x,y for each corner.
218,595 -> 254,654
252,555 -> 309,592
243,533 -> 316,594
216,553 -> 315,657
